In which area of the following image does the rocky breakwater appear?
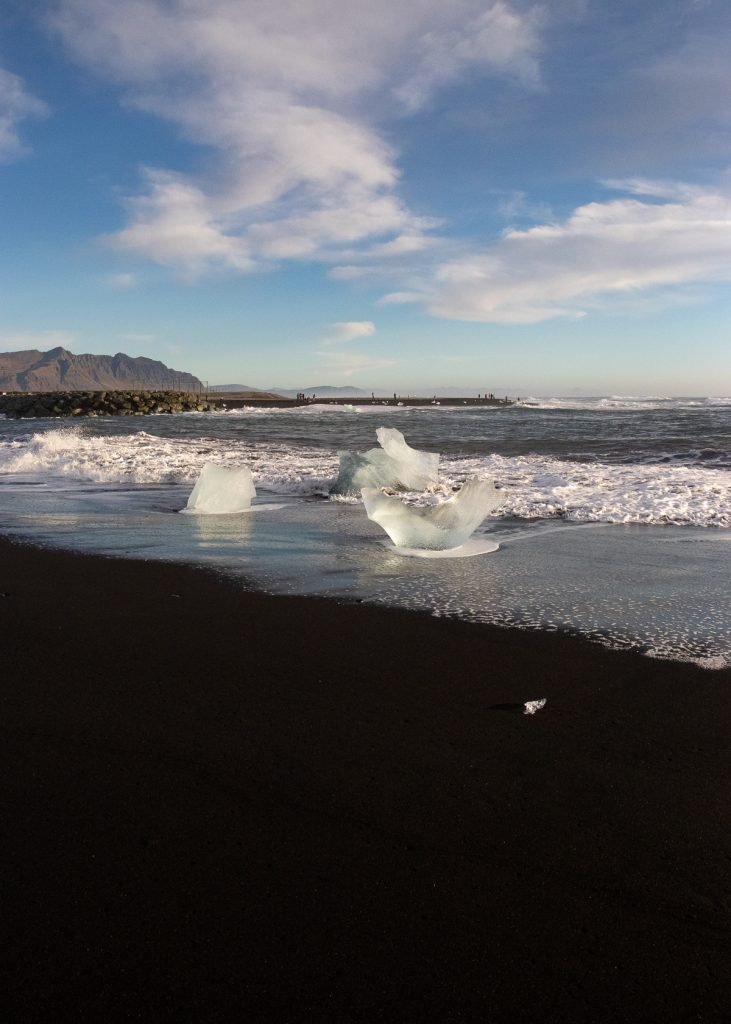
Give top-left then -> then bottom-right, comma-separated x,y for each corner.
0,390 -> 212,419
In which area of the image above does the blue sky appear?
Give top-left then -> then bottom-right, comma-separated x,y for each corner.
1,0 -> 730,394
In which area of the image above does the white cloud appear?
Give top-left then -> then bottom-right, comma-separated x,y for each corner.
49,0 -> 544,276
105,169 -> 254,276
314,349 -> 396,378
321,321 -> 376,344
0,66 -> 48,162
394,1 -> 543,112
0,330 -> 76,351
422,179 -> 731,322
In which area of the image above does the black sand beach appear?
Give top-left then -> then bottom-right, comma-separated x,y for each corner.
1,535 -> 729,1021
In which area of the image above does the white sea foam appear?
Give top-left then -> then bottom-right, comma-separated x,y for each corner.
0,427 -> 337,493
0,426 -> 729,527
517,395 -> 731,411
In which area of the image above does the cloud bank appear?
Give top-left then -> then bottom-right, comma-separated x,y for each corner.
49,0 -> 543,276
417,178 -> 731,323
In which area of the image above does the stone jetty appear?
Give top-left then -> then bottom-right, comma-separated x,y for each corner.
0,390 -> 212,419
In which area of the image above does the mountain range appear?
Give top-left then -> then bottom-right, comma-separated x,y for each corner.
0,348 -> 202,392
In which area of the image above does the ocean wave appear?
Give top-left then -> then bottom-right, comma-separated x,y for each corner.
0,426 -> 729,528
517,395 -> 731,411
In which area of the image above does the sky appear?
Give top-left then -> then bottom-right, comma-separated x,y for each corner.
1,0 -> 731,395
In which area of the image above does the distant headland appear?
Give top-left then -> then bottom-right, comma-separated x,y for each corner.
0,346 -> 201,393
0,348 -> 515,416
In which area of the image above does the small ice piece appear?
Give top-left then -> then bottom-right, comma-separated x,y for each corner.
362,476 -> 502,550
523,698 -> 547,715
332,427 -> 439,496
182,462 -> 256,514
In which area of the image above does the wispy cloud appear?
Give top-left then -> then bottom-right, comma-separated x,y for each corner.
0,66 -> 48,162
314,350 -> 395,378
419,178 -> 731,323
321,321 -> 376,345
49,0 -> 544,276
393,0 -> 544,112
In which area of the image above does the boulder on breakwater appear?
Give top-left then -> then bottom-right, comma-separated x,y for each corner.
0,390 -> 212,419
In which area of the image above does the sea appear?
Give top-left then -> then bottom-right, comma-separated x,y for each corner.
1,395 -> 729,667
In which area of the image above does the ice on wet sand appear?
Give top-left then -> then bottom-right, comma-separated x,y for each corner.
332,427 -> 439,496
183,462 -> 256,514
362,477 -> 502,550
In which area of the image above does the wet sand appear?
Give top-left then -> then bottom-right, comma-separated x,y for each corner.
1,536 -> 729,1021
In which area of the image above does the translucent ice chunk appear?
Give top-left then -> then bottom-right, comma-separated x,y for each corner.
332,427 -> 439,496
361,476 -> 502,550
182,462 -> 256,514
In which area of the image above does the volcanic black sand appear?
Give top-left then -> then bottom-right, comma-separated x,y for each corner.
1,536 -> 729,1021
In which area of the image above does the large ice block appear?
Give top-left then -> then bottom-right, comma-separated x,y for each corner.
361,476 -> 502,550
332,427 -> 439,496
182,462 -> 256,514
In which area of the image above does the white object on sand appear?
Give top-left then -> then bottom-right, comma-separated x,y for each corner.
332,427 -> 439,496
181,462 -> 256,514
523,698 -> 547,715
362,476 -> 502,550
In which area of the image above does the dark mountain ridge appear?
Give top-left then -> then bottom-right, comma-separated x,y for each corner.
0,347 -> 201,392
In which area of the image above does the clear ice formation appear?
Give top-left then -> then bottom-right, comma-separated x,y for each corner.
183,462 -> 256,514
332,427 -> 439,496
361,476 -> 502,550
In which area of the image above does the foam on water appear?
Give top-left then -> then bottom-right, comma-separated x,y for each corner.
0,426 -> 337,494
1,425 -> 729,527
0,403 -> 728,667
518,395 -> 731,411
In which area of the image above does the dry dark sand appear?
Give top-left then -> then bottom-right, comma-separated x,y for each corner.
1,535 -> 729,1022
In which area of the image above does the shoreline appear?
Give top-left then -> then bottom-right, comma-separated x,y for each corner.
1,535 -> 730,1019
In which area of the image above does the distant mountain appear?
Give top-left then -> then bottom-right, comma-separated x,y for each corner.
0,347 -> 201,392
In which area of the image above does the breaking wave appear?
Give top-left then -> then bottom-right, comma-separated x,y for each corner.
1,426 -> 729,528
517,395 -> 731,411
